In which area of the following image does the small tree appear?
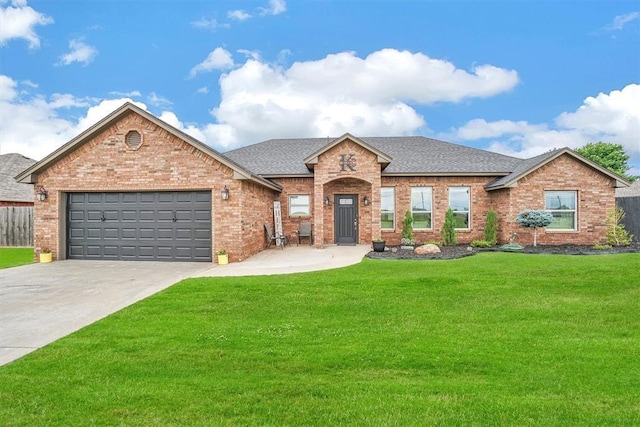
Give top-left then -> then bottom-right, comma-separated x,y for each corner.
484,209 -> 498,245
606,206 -> 632,246
515,210 -> 553,247
441,208 -> 457,246
401,210 -> 415,245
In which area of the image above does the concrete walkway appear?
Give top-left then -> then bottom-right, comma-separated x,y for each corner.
194,244 -> 371,277
0,245 -> 370,366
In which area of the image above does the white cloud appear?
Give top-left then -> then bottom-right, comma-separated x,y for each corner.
0,74 -> 148,160
188,47 -> 234,78
603,12 -> 639,31
109,90 -> 142,97
228,9 -> 251,21
57,38 -> 98,66
0,0 -> 53,48
196,86 -> 209,95
205,49 -> 518,147
259,0 -> 286,16
228,0 -> 285,21
191,17 -> 228,31
450,84 -> 640,164
147,92 -> 172,107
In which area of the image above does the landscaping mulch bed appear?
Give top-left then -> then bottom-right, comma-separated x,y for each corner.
366,242 -> 640,260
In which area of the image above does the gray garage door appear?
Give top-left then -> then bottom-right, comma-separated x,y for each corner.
67,191 -> 212,261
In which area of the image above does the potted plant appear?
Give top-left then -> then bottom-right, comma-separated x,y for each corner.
217,248 -> 228,265
40,248 -> 52,263
372,238 -> 386,252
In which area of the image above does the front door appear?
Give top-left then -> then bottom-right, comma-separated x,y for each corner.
335,195 -> 358,245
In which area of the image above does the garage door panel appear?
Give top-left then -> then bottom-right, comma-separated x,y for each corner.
122,228 -> 137,239
104,228 -> 119,239
87,210 -> 102,221
67,191 -> 212,262
157,210 -> 174,222
157,228 -> 173,240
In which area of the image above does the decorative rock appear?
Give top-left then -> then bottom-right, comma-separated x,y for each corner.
414,244 -> 441,255
390,247 -> 397,253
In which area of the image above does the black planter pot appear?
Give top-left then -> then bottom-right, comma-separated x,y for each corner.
372,240 -> 386,252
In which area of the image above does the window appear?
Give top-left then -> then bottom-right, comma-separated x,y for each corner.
411,187 -> 433,229
288,195 -> 310,216
545,191 -> 577,230
448,187 -> 470,229
125,130 -> 142,149
381,187 -> 395,229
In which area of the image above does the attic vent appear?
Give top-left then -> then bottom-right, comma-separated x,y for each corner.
125,130 -> 142,149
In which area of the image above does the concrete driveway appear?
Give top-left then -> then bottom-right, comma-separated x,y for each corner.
0,260 -> 209,366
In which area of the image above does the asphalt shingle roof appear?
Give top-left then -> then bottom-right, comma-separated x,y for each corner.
224,136 -> 523,176
0,153 -> 36,202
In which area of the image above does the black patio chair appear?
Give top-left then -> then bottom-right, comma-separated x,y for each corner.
297,222 -> 313,246
264,223 -> 288,249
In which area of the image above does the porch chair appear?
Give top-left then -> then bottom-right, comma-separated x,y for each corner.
297,222 -> 313,246
264,223 -> 288,249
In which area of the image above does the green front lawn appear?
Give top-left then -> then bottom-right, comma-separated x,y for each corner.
0,247 -> 33,269
1,253 -> 639,425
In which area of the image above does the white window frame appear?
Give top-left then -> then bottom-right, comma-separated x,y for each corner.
448,187 -> 471,230
411,186 -> 433,230
545,191 -> 577,231
381,187 -> 396,230
288,194 -> 310,217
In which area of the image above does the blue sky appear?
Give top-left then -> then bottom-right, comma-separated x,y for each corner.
1,0 -> 639,175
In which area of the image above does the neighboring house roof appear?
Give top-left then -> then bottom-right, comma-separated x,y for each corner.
0,153 -> 36,202
15,103 -> 282,192
225,135 -> 523,177
484,148 -> 630,190
616,180 -> 640,197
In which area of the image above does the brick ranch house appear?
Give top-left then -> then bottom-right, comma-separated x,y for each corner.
16,103 -> 629,263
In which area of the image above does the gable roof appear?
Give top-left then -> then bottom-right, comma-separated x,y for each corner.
15,103 -> 282,192
484,147 -> 631,190
303,133 -> 393,168
0,153 -> 36,202
225,136 -> 523,177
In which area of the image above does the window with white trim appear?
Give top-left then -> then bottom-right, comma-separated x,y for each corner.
289,195 -> 310,216
448,187 -> 470,229
545,191 -> 577,230
381,187 -> 395,230
411,187 -> 433,229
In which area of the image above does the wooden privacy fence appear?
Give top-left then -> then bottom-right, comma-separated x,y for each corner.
616,197 -> 639,243
0,206 -> 34,247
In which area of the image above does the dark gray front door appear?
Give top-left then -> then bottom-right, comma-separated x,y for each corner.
67,191 -> 212,261
335,195 -> 357,245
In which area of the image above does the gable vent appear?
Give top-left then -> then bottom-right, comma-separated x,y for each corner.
125,130 -> 142,149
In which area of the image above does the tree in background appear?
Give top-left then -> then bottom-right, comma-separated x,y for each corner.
515,210 -> 554,247
575,142 -> 636,182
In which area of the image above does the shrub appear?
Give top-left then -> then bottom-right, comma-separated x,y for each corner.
471,239 -> 492,248
515,210 -> 554,247
441,208 -> 457,246
606,206 -> 632,246
402,211 -> 414,242
484,210 -> 498,245
592,243 -> 612,250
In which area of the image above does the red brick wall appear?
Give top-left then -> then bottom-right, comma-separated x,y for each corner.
271,177 -> 315,241
313,139 -> 382,245
498,154 -> 616,246
32,110 -> 278,262
380,176 -> 498,245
